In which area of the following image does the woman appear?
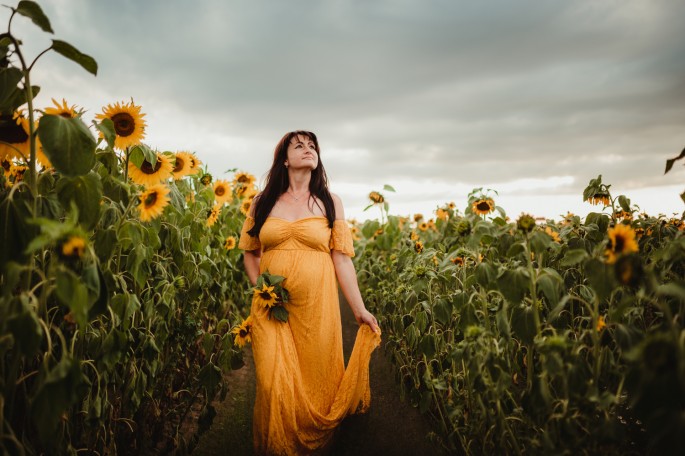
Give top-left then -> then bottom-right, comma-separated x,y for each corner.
238,130 -> 381,455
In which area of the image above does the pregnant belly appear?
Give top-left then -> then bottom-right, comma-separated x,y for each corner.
260,249 -> 334,302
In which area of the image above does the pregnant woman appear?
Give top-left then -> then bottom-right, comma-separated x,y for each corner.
238,130 -> 381,455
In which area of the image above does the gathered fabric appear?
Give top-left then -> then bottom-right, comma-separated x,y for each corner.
238,215 -> 381,455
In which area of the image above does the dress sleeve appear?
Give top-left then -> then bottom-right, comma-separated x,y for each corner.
329,219 -> 355,257
238,215 -> 261,251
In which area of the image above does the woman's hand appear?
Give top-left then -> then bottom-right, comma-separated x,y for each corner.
355,309 -> 380,334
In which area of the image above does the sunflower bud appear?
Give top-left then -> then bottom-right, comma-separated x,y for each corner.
369,191 -> 384,204
456,219 -> 471,236
516,213 -> 536,233
200,173 -> 213,186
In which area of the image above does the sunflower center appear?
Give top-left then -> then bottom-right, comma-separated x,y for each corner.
259,291 -> 273,300
140,159 -> 162,175
1,160 -> 10,172
111,112 -> 136,137
215,186 -> 226,196
144,191 -> 158,208
59,112 -> 73,119
173,157 -> 185,173
476,201 -> 490,211
614,235 -> 625,253
0,115 -> 29,144
239,328 -> 248,337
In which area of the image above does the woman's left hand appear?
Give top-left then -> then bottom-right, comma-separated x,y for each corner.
356,309 -> 380,334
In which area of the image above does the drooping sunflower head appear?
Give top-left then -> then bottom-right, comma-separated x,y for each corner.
254,284 -> 278,309
0,111 -> 30,162
213,180 -> 233,204
128,153 -> 173,186
206,204 -> 221,227
472,198 -> 495,216
137,184 -> 171,222
60,235 -> 87,259
516,213 -> 536,233
587,193 -> 611,207
233,171 -> 256,187
414,213 -> 424,222
171,152 -> 194,180
605,223 -> 639,264
96,100 -> 146,150
232,315 -> 253,348
44,98 -> 79,118
369,191 -> 384,204
224,236 -> 237,251
614,210 -> 633,221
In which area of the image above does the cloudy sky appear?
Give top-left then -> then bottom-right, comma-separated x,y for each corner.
12,0 -> 685,220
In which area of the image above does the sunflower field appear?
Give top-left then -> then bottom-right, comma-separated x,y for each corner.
1,3 -> 255,454
353,180 -> 685,454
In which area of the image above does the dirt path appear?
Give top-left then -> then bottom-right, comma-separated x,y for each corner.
191,296 -> 441,455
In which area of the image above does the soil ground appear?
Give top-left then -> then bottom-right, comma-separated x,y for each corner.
191,294 -> 442,455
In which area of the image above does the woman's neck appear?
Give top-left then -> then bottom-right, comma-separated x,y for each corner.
287,169 -> 311,193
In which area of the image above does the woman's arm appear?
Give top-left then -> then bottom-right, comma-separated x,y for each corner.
244,249 -> 261,286
332,251 -> 379,333
330,193 -> 380,333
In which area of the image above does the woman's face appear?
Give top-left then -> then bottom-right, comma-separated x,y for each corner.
285,134 -> 318,171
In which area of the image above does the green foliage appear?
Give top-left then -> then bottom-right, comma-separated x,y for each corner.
354,176 -> 685,454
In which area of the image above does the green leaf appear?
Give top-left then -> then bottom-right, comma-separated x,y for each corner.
38,114 -> 96,176
51,39 -> 97,75
7,84 -> 40,111
506,242 -> 526,258
418,334 -> 436,357
530,231 -> 552,254
8,298 -> 43,356
271,305 -> 289,322
433,299 -> 452,326
618,195 -> 631,212
56,268 -> 89,327
537,271 -> 562,307
560,249 -> 589,267
383,184 -> 396,192
664,147 -> 685,174
584,258 -> 615,301
198,362 -> 222,397
497,267 -> 531,304
475,262 -> 497,289
16,1 -> 54,34
95,118 -> 116,149
56,171 -> 103,230
511,304 -> 537,344
0,67 -> 23,111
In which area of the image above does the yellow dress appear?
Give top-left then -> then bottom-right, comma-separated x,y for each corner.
238,215 -> 381,455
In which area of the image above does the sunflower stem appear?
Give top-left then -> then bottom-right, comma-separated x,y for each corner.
124,146 -> 130,182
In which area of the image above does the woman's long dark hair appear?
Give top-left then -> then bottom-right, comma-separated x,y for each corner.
247,130 -> 335,237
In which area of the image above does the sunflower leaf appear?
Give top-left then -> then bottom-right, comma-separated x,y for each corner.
665,147 -> 685,174
38,114 -> 96,177
94,118 -> 116,149
51,39 -> 97,76
15,1 -> 54,34
271,305 -> 288,322
0,67 -> 23,111
383,184 -> 396,192
56,172 -> 103,230
618,195 -> 631,212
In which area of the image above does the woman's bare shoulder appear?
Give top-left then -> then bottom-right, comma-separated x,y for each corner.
331,192 -> 345,220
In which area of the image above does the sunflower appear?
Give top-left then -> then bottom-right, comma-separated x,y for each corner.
235,182 -> 257,200
0,111 -> 30,161
233,171 -> 256,187
232,315 -> 253,348
472,198 -> 495,216
414,241 -> 424,254
44,98 -> 79,118
605,223 -> 639,264
350,226 -> 361,241
200,172 -> 213,186
614,210 -> 633,221
137,184 -> 171,222
596,315 -> 607,332
224,236 -> 237,251
254,284 -> 278,309
410,231 -> 419,241
587,193 -> 610,207
61,235 -> 86,258
128,153 -> 173,186
96,100 -> 146,150
516,213 -> 536,233
544,226 -> 561,243
451,256 -> 464,266
187,153 -> 202,175
213,180 -> 233,204
448,202 -> 456,210
414,214 -> 423,222
206,204 -> 221,227
418,222 -> 428,232
240,199 -> 252,216
171,152 -> 194,180
436,208 -> 449,221
427,219 -> 437,231
7,163 -> 28,186
369,191 -> 384,204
